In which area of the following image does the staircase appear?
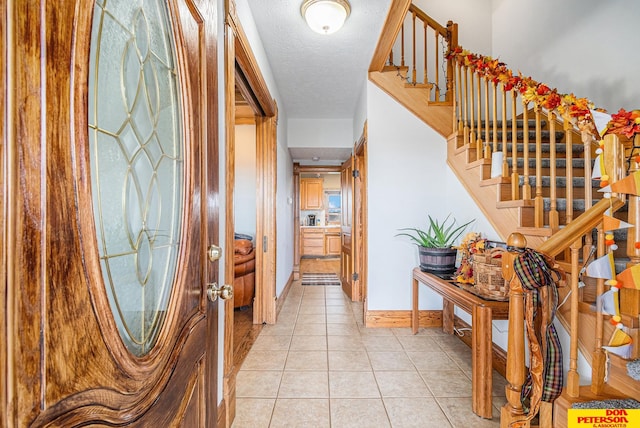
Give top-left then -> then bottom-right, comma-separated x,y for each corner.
370,1 -> 640,426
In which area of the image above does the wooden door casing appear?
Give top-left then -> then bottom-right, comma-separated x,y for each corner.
3,1 -> 219,426
353,129 -> 367,303
340,158 -> 354,299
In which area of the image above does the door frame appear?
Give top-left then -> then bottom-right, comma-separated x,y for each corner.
353,123 -> 368,304
223,0 -> 278,425
293,164 -> 342,278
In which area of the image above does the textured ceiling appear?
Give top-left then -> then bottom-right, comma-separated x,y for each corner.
247,0 -> 392,120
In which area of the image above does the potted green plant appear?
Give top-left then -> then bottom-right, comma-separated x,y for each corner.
396,214 -> 473,276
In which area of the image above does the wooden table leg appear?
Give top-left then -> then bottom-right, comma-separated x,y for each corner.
442,299 -> 454,335
412,277 -> 419,334
472,305 -> 493,419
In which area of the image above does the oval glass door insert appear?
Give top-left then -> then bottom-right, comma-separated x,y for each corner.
88,0 -> 184,357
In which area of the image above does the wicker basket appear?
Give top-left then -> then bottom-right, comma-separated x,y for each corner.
472,247 -> 508,299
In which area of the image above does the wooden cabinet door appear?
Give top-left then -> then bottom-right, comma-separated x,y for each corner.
301,178 -> 324,210
326,234 -> 341,255
302,230 -> 325,256
3,1 -> 221,426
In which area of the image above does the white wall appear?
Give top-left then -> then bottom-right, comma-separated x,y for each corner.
234,125 -> 257,238
492,0 -> 640,112
235,0 -> 294,302
353,80 -> 368,141
367,81 -> 499,312
288,118 -> 354,148
276,145 -> 295,297
414,0 -> 493,54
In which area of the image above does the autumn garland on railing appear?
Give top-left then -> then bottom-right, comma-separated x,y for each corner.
447,46 -> 640,140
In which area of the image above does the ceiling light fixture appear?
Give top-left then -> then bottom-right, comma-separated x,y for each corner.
301,0 -> 351,35
312,156 -> 320,161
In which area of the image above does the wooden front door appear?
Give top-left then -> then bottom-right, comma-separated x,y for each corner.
340,158 -> 354,299
3,0 -> 221,426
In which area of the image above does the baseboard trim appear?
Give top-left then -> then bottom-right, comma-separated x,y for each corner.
364,309 -> 442,328
276,272 -> 295,317
362,310 -> 507,376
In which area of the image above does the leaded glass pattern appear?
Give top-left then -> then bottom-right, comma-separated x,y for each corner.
88,0 -> 184,357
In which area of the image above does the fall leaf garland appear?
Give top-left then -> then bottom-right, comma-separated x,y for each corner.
446,47 -> 639,140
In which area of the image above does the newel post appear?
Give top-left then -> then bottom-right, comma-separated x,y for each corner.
500,233 -> 529,428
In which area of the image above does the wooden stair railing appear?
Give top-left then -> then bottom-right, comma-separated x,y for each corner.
499,200 -> 619,427
370,0 -> 457,105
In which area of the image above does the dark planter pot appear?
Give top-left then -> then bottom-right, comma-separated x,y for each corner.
418,246 -> 457,276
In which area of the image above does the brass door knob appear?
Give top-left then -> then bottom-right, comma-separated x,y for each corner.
207,244 -> 222,261
207,283 -> 233,302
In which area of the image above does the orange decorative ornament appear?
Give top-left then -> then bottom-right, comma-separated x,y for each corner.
635,241 -> 640,249
605,233 -> 615,247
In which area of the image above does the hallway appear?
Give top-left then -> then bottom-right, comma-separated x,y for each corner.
232,276 -> 507,427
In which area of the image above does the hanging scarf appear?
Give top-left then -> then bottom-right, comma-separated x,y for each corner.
512,248 -> 565,424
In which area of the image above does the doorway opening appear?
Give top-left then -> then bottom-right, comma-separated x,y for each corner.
223,6 -> 278,426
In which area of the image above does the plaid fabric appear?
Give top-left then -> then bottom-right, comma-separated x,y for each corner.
513,248 -> 564,420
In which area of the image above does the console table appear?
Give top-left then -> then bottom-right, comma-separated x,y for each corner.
411,267 -> 509,419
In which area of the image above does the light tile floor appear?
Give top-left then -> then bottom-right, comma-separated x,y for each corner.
233,280 -> 507,428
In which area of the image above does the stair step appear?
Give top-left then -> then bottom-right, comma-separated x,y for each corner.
542,197 -> 600,212
475,129 -> 566,143
519,176 -> 599,189
381,64 -> 408,73
494,141 -> 583,154
511,158 -> 586,169
553,386 -> 632,428
404,82 -> 433,89
480,119 -> 546,129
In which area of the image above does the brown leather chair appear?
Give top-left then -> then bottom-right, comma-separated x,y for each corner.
234,239 -> 255,309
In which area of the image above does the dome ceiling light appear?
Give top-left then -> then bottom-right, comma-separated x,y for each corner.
301,0 -> 351,35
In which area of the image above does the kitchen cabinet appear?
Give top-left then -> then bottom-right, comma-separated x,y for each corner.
301,228 -> 325,256
301,227 -> 341,257
325,228 -> 341,256
300,178 -> 324,210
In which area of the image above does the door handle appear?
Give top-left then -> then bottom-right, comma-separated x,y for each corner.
207,283 -> 233,302
207,244 -> 222,261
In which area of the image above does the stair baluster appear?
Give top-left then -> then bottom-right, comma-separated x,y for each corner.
568,238 -> 581,397
501,84 -> 509,177
483,79 -> 491,159
400,24 -> 405,67
411,11 -> 417,84
522,104 -> 532,199
591,224 -> 607,395
433,28 -> 440,100
422,21 -> 427,84
563,118 -> 574,224
476,73 -> 483,161
445,21 -> 457,103
582,131 -> 595,260
463,65 -> 470,145
492,83 -> 498,156
548,111 -> 559,231
456,62 -> 463,138
470,69 -> 477,155
534,106 -> 544,227
511,91 -> 520,199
